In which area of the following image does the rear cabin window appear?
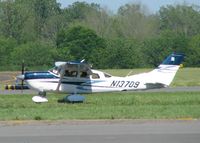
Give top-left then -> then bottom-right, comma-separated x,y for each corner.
92,73 -> 100,79
104,73 -> 111,78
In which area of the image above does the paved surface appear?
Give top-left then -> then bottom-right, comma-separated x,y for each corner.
0,89 -> 37,95
0,120 -> 199,143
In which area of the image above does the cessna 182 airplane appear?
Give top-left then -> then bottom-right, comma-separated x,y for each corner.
17,53 -> 184,103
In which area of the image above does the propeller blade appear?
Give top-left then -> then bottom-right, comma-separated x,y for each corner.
21,79 -> 24,91
21,60 -> 25,91
22,60 -> 25,74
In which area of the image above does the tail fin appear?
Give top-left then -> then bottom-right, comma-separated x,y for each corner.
161,53 -> 184,66
149,53 -> 185,86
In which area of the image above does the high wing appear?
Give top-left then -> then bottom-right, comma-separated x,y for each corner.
55,60 -> 93,91
55,60 -> 93,76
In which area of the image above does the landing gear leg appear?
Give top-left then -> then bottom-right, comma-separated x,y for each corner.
32,91 -> 48,103
38,91 -> 46,97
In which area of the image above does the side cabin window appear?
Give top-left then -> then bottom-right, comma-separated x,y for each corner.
64,70 -> 77,77
64,70 -> 89,78
80,72 -> 88,78
92,73 -> 100,79
70,71 -> 77,77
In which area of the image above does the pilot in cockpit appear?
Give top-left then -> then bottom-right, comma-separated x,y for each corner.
80,72 -> 88,78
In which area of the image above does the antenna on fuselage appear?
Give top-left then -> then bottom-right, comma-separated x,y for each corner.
126,70 -> 133,77
80,59 -> 85,63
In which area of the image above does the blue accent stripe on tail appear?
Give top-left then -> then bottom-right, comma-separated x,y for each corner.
162,53 -> 185,65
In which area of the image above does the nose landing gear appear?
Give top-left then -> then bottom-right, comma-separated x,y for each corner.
32,91 -> 48,103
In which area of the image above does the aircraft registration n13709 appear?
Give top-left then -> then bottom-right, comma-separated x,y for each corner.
17,53 -> 184,103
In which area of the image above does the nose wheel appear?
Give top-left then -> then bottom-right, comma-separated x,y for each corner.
32,91 -> 48,103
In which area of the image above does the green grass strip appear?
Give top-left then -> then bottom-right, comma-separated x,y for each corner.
0,92 -> 200,120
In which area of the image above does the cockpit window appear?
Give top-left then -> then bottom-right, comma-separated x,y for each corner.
49,67 -> 59,75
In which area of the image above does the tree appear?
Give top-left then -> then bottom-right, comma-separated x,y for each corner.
0,37 -> 17,66
63,2 -> 101,21
10,41 -> 56,67
33,0 -> 61,38
159,4 -> 200,36
82,8 -> 114,38
116,3 -> 159,40
186,35 -> 200,67
142,30 -> 189,67
0,0 -> 25,42
56,25 -> 106,67
0,0 -> 62,43
105,39 -> 143,68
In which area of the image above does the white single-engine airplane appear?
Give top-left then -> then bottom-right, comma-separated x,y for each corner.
17,53 -> 184,103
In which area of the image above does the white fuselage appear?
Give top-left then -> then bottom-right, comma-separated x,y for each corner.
21,53 -> 184,95
25,69 -> 149,93
24,64 -> 180,94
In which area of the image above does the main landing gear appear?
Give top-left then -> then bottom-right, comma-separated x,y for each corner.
58,94 -> 85,103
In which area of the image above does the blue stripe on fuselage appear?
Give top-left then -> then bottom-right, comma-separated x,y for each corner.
24,72 -> 106,87
24,72 -> 58,80
39,80 -> 105,86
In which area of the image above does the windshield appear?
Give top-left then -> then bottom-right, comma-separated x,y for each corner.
49,67 -> 59,76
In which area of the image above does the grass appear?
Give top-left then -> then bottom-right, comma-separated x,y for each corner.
0,92 -> 200,120
171,68 -> 200,86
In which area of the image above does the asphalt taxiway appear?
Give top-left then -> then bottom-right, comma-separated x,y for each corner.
0,120 -> 199,143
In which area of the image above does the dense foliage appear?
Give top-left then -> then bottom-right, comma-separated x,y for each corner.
0,0 -> 200,70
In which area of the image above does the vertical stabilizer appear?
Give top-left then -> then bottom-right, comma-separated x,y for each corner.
148,53 -> 185,86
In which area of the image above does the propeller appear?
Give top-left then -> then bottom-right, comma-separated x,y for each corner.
21,60 -> 25,90
15,60 -> 26,91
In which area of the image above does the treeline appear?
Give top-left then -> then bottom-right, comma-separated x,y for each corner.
0,0 -> 200,70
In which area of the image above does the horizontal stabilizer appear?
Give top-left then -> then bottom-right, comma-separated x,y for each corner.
145,83 -> 167,89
